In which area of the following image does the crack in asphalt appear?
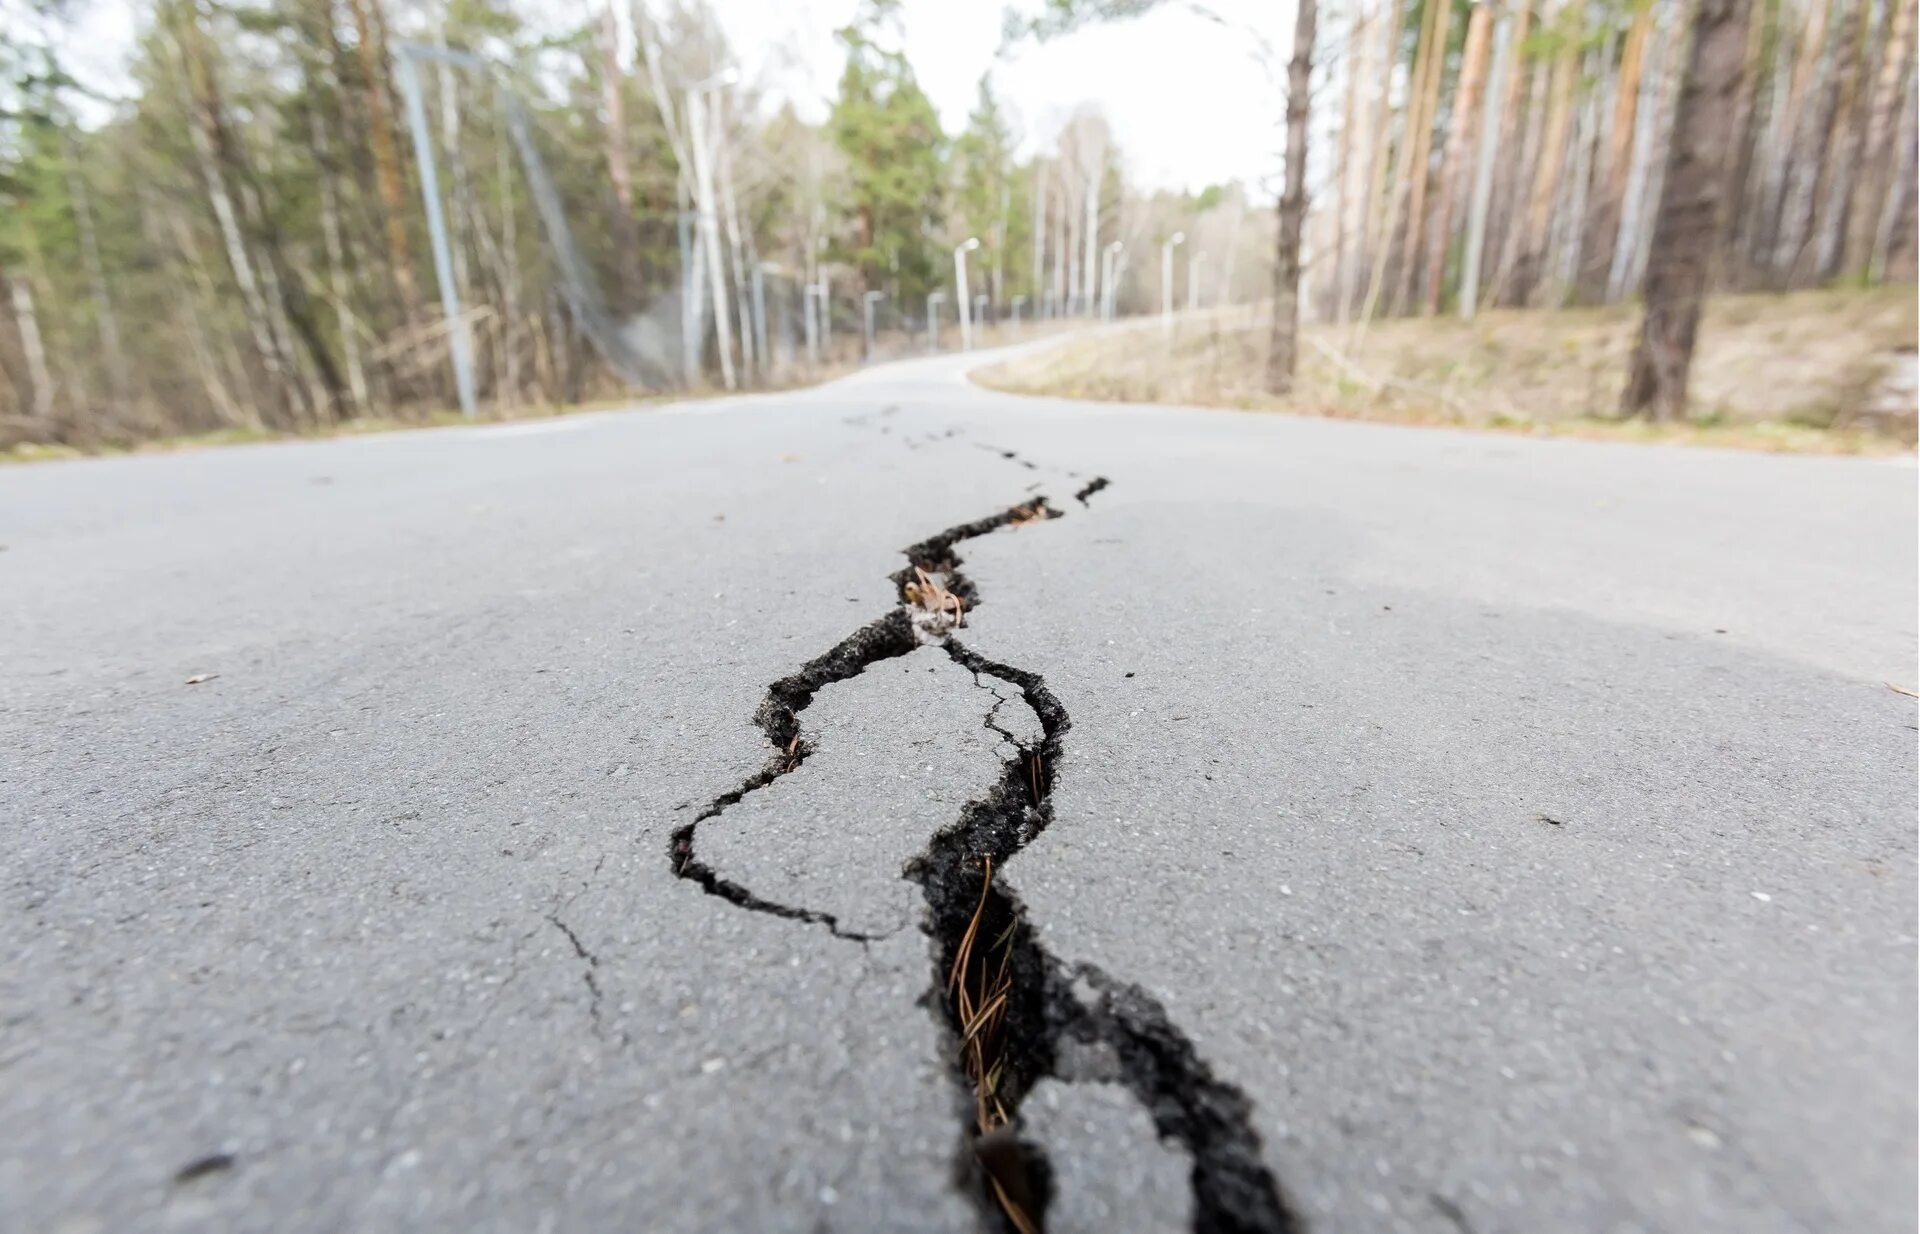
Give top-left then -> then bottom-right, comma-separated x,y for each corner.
672,476 -> 1295,1232
546,912 -> 610,1040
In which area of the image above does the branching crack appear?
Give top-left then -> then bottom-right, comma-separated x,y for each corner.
546,912 -> 610,1039
671,473 -> 1295,1232
1072,477 -> 1110,507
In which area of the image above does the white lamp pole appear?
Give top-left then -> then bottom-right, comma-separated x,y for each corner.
926,290 -> 946,351
954,237 -> 981,350
863,290 -> 884,362
1161,231 -> 1185,331
1102,240 -> 1124,320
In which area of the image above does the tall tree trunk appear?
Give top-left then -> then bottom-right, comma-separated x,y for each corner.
1811,0 -> 1873,275
1516,13 -> 1584,304
344,0 -> 418,316
1624,0 -> 1754,419
1032,161 -> 1047,304
1870,49 -> 1919,278
1719,0 -> 1770,277
1461,2 -> 1516,316
311,105 -> 371,414
1487,0 -> 1536,275
1355,0 -> 1408,325
1393,0 -> 1453,315
169,2 -> 291,417
137,187 -> 247,426
1548,39 -> 1605,299
1581,0 -> 1654,301
1332,3 -> 1366,322
60,123 -> 130,400
1845,0 -> 1916,274
5,270 -> 56,420
1268,0 -> 1318,394
1767,0 -> 1837,273
598,2 -> 641,308
1359,0 -> 1436,328
1425,0 -> 1496,314
1494,51 -> 1551,303
156,191 -> 261,423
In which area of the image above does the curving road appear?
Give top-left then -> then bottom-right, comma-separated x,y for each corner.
4,344 -> 1914,1233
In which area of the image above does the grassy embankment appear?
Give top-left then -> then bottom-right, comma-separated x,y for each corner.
976,286 -> 1918,454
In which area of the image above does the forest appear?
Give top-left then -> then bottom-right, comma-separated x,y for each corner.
0,0 -> 1913,449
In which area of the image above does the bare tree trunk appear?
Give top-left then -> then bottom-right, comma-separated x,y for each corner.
1870,48 -> 1919,277
1581,0 -> 1654,300
175,24 -> 290,413
1082,156 -> 1102,314
1032,161 -> 1048,304
1769,0 -> 1838,273
1425,0 -> 1496,314
1719,0 -> 1768,277
1620,6 -> 1691,295
598,2 -> 641,307
1488,0 -> 1537,272
1845,0 -> 1916,274
60,124 -> 130,400
1332,2 -> 1366,323
136,187 -> 247,425
1357,0 -> 1429,330
5,270 -> 56,420
344,0 -> 418,316
1461,3 -> 1515,316
1493,52 -> 1551,304
1268,0 -> 1318,394
1354,0 -> 1407,323
715,107 -> 755,380
155,192 -> 261,423
1811,0 -> 1873,275
1548,40 -> 1605,301
1624,0 -> 1754,418
1393,0 -> 1452,315
1517,18 -> 1584,304
498,140 -> 523,404
311,106 -> 370,414
435,41 -> 473,311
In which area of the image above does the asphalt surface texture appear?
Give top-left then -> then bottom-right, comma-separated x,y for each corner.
4,343 -> 1915,1234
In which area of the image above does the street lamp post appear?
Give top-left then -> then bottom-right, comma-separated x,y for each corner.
863,290 -> 884,363
803,285 -> 822,370
926,290 -> 946,351
1102,241 -> 1124,320
1161,231 -> 1185,332
816,271 -> 830,354
954,237 -> 981,350
1189,250 -> 1207,312
752,262 -> 774,376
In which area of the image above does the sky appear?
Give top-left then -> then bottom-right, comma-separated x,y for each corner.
707,0 -> 1293,197
38,0 -> 1294,198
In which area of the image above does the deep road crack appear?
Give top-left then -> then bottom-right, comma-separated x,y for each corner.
672,477 -> 1296,1233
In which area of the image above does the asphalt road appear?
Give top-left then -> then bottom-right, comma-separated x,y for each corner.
4,345 -> 1915,1234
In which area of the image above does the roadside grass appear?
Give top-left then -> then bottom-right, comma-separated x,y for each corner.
3,318 -> 1075,464
976,286 -> 1919,454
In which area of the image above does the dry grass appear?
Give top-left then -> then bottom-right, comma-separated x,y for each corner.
947,857 -> 1036,1234
977,286 -> 1919,454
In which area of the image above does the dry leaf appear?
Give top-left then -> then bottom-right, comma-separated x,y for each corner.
184,673 -> 218,685
1888,682 -> 1918,698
